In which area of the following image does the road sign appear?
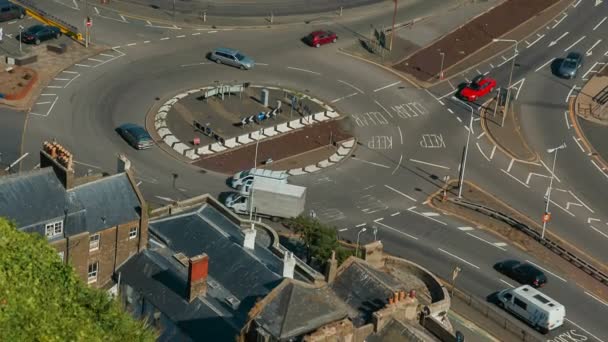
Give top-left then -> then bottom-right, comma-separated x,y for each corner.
86,17 -> 92,27
542,212 -> 551,223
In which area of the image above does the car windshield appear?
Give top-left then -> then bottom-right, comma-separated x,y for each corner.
236,53 -> 246,61
563,59 -> 577,68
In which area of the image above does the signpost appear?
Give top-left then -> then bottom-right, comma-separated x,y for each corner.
85,17 -> 92,48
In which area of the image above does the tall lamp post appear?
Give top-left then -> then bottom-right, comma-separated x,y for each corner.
542,143 -> 567,239
439,51 -> 445,80
389,0 -> 398,51
248,129 -> 263,227
492,39 -> 518,126
453,98 -> 474,199
355,227 -> 367,257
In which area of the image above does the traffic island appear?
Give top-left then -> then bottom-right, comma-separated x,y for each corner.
0,67 -> 38,101
480,98 -> 537,162
149,84 -> 355,175
428,181 -> 608,301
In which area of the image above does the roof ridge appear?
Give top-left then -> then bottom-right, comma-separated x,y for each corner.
69,172 -> 126,190
0,167 -> 53,183
278,281 -> 296,337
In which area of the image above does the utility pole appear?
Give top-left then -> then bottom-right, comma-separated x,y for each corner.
542,143 -> 566,239
389,0 -> 398,51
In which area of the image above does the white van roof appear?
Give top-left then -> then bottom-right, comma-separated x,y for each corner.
512,285 -> 565,312
240,168 -> 288,180
253,177 -> 306,196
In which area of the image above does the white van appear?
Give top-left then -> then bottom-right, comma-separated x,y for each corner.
230,168 -> 288,189
496,285 -> 565,334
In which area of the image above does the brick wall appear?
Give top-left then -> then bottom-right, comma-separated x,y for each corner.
67,231 -> 90,284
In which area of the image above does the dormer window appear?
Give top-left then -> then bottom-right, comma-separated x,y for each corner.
45,221 -> 63,238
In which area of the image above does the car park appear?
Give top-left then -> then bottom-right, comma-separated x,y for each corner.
20,24 -> 61,45
494,260 -> 547,288
459,75 -> 496,102
557,52 -> 583,79
209,48 -> 254,70
116,124 -> 154,150
305,30 -> 338,48
0,1 -> 25,22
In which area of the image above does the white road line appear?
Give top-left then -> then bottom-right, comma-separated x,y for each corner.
54,78 -> 69,81
500,169 -> 531,188
94,6 -> 99,14
72,0 -> 79,9
100,53 -> 114,57
373,81 -> 401,92
525,260 -> 567,282
552,13 -> 567,28
192,32 -> 201,36
143,40 -> 150,44
384,184 -> 417,202
35,101 -> 51,105
374,100 -> 393,118
447,108 -> 454,114
466,233 -> 506,251
180,62 -> 208,67
40,93 -> 56,96
507,158 -> 515,172
494,242 -> 507,247
525,34 -> 545,48
476,142 -> 491,162
586,39 -> 602,56
564,35 -> 586,51
351,157 -> 391,169
88,58 -> 103,62
62,70 -> 78,74
176,35 -> 186,38
160,37 -> 170,40
458,226 -> 474,231
46,86 -> 63,89
496,53 -> 518,67
564,111 -> 571,129
136,181 -> 142,186
490,145 -> 497,159
330,92 -> 358,103
499,278 -> 515,288
119,14 -> 127,22
391,212 -> 400,216
566,84 -> 579,102
582,61 -> 601,80
548,199 -> 575,217
356,223 -> 366,227
391,154 -> 403,175
112,45 -> 121,49
594,17 -> 607,31
572,136 -> 585,152
589,225 -> 608,239
339,228 -> 348,232
287,66 -> 321,75
208,30 -> 218,33
549,31 -> 569,46
422,212 -> 440,217
438,248 -> 480,269
572,0 -> 582,7
565,319 -> 606,342
408,206 -> 447,226
126,43 -> 137,46
477,131 -> 486,139
590,160 -> 608,179
534,58 -> 555,72
409,159 -> 450,170
338,80 -> 364,93
374,221 -> 419,240
397,126 -> 403,144
456,117 -> 462,123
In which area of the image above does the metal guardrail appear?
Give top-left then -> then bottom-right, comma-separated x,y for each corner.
450,198 -> 608,286
10,0 -> 83,41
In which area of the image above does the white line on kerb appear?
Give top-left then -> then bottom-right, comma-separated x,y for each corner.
438,248 -> 480,269
524,260 -> 567,282
466,233 -> 506,251
374,221 -> 419,241
338,80 -> 364,93
564,111 -> 571,129
373,81 -> 401,92
572,136 -> 585,152
384,184 -> 417,202
409,159 -> 450,170
408,206 -> 447,226
287,66 -> 321,75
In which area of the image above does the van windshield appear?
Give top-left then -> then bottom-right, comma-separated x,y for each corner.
236,53 -> 246,61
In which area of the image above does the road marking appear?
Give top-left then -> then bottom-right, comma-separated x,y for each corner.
586,39 -> 602,56
447,108 -> 454,114
422,212 -> 440,217
589,225 -> 608,239
208,30 -> 218,33
374,221 -> 419,240
136,181 -> 142,186
287,66 -> 321,75
489,145 -> 497,159
565,319 -> 605,342
500,169 -> 531,188
351,157 -> 391,169
46,85 -> 63,89
476,142 -> 491,162
535,58 -> 555,72
126,43 -> 137,47
456,117 -> 462,123
331,92 -> 358,103
591,160 -> 608,179
384,184 -> 417,202
374,100 -> 393,118
525,34 -> 545,48
588,218 -> 601,224
566,84 -> 580,102
408,206 -> 447,225
552,13 -> 567,28
180,62 -> 208,67
339,228 -> 348,232
355,223 -> 366,227
572,0 -> 582,7
338,80 -> 364,93
373,81 -> 401,92
494,242 -> 507,247
62,70 -> 78,74
94,6 -> 99,14
507,158 -> 516,172
72,0 -> 79,9
477,131 -> 486,139
594,16 -> 607,31
458,226 -> 474,231
409,158 -> 450,170
120,14 -> 127,22
496,52 -> 518,67
160,37 -> 170,40
75,63 -> 91,67
548,31 -> 569,47
499,279 -> 515,288
582,61 -> 602,80
564,35 -> 586,51
438,248 -> 480,269
525,260 -> 567,282
397,126 -> 403,144
466,233 -> 507,251
36,101 -> 51,105
143,40 -> 150,44
192,32 -> 201,36
40,93 -> 56,96
54,78 -> 70,81
391,154 -> 403,175
176,35 -> 186,38
391,212 -> 400,217
564,111 -> 571,129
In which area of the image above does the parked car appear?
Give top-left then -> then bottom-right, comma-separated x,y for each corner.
116,124 -> 154,150
20,24 -> 61,45
494,260 -> 547,288
208,48 -> 254,70
306,30 -> 338,48
459,75 -> 496,102
557,51 -> 583,79
0,1 -> 25,22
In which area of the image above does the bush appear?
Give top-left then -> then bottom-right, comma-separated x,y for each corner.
286,216 -> 353,265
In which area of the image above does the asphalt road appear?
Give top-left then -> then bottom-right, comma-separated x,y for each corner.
11,0 -> 608,340
0,107 -> 26,173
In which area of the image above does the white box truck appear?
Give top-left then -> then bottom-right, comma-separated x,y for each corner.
230,168 -> 288,189
224,178 -> 306,220
496,285 -> 565,334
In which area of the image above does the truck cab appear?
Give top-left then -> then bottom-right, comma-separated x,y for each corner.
230,168 -> 288,189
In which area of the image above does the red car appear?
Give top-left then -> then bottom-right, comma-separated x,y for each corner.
459,75 -> 497,102
306,30 -> 338,48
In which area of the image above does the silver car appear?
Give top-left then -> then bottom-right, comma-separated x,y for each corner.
209,48 -> 254,70
557,52 -> 583,79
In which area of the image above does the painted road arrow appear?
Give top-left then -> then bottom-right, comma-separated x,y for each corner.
596,0 -> 603,6
549,32 -> 569,47
586,39 -> 602,56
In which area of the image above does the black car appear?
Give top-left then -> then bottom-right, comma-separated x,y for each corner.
20,24 -> 61,45
494,260 -> 547,288
557,52 -> 583,79
0,1 -> 25,22
116,124 -> 154,150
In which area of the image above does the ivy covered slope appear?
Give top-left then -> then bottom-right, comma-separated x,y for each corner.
0,218 -> 155,342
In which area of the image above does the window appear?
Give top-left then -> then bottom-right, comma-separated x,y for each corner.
129,227 -> 138,239
58,251 -> 64,262
513,297 -> 527,310
45,221 -> 63,238
88,262 -> 98,284
89,234 -> 100,251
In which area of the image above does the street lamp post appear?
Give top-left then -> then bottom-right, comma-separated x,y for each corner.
389,0 -> 397,51
492,39 -> 518,127
248,129 -> 262,227
355,227 -> 367,257
439,52 -> 445,80
542,143 -> 567,239
453,99 -> 474,198
18,26 -> 23,53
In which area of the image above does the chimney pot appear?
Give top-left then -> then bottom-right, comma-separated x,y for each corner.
388,297 -> 394,305
399,291 -> 405,301
409,289 -> 416,298
393,292 -> 399,303
187,254 -> 209,302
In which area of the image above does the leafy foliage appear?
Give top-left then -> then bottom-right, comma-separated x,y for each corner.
286,216 -> 353,265
0,218 -> 155,342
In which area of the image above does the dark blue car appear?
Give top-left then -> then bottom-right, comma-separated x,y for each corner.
116,124 -> 154,150
20,24 -> 61,45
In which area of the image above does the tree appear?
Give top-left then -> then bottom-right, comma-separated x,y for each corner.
286,216 -> 353,265
0,218 -> 155,342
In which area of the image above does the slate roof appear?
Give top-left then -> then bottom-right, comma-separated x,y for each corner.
255,281 -> 349,340
0,168 -> 141,236
366,318 -> 439,342
330,260 -> 407,326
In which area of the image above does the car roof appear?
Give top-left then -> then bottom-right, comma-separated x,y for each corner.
515,263 -> 544,276
214,47 -> 238,55
566,52 -> 582,59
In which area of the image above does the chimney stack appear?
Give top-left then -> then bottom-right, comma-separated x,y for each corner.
40,141 -> 75,189
243,228 -> 256,250
282,252 -> 296,279
187,254 -> 209,302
